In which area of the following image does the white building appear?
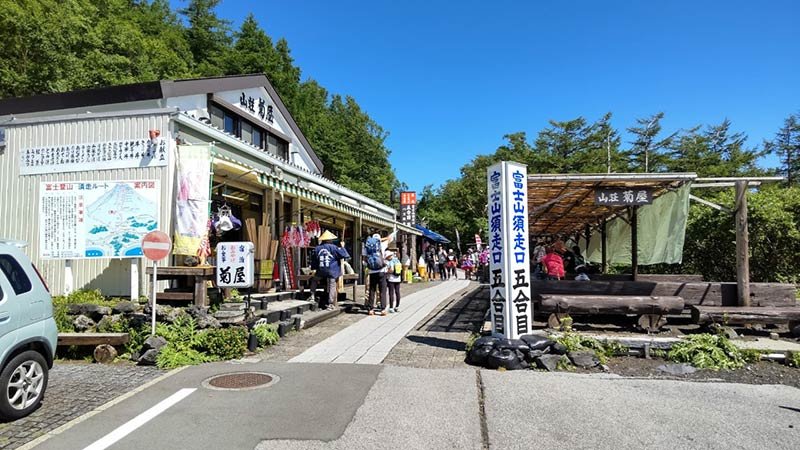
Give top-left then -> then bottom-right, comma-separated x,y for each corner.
0,74 -> 418,296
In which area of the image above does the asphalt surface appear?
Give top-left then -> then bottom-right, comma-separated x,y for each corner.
30,362 -> 800,450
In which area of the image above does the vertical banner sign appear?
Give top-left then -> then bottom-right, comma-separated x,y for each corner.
399,191 -> 417,226
216,242 -> 255,288
486,162 -> 532,339
174,145 -> 211,255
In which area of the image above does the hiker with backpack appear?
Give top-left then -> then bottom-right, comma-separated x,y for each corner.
365,233 -> 389,315
437,246 -> 448,280
385,250 -> 403,313
311,230 -> 350,310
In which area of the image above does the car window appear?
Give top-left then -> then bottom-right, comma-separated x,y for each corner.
0,255 -> 32,295
0,284 -> 4,301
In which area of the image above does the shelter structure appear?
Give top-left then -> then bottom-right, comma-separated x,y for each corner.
523,170 -> 795,332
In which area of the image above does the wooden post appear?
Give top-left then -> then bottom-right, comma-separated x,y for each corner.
354,216 -> 363,279
584,224 -> 591,253
631,206 -> 639,281
735,180 -> 751,306
600,219 -> 607,273
410,234 -> 418,272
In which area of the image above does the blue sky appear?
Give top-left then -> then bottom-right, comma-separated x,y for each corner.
181,0 -> 799,192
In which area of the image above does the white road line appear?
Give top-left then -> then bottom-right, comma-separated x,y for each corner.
82,388 -> 196,450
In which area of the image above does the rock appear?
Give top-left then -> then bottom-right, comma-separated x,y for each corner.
143,304 -> 173,320
656,363 -> 697,375
770,332 -> 780,341
568,351 -> 600,369
495,338 -> 531,355
473,336 -> 500,348
67,304 -> 111,321
73,314 -> 96,332
549,342 -> 568,355
185,305 -> 209,319
791,322 -> 800,338
214,309 -> 246,324
96,314 -> 125,332
137,349 -> 159,366
93,344 -> 118,363
534,354 -> 562,372
520,334 -> 553,351
600,364 -> 611,372
127,313 -> 149,329
468,345 -> 495,366
141,336 -> 167,353
723,327 -> 739,340
195,314 -> 221,329
486,348 -> 526,370
165,308 -> 189,324
219,302 -> 247,311
113,301 -> 139,314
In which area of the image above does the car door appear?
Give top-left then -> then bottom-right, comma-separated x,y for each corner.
0,263 -> 21,346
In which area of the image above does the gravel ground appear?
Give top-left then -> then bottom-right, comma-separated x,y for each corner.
0,362 -> 164,449
383,282 -> 486,369
604,356 -> 800,388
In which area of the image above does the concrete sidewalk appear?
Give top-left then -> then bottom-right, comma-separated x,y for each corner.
290,280 -> 471,364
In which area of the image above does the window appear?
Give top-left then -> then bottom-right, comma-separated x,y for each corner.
223,113 -> 238,136
252,128 -> 263,149
0,255 -> 32,295
267,133 -> 289,160
0,127 -> 6,152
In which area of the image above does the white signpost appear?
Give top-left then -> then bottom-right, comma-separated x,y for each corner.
486,161 -> 532,340
142,231 -> 171,336
216,242 -> 255,288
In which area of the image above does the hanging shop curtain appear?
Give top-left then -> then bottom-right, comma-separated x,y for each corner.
585,184 -> 690,265
173,145 -> 212,255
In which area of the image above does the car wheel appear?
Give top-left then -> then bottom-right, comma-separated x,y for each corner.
0,350 -> 49,420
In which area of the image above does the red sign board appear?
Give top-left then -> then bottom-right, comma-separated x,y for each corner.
400,191 -> 417,206
141,231 -> 171,261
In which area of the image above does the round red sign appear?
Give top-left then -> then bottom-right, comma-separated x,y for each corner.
141,231 -> 172,261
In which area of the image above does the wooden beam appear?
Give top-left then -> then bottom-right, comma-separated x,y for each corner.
600,219 -> 607,273
541,183 -> 598,233
691,306 -> 800,325
735,180 -> 751,306
631,206 -> 639,281
539,295 -> 684,315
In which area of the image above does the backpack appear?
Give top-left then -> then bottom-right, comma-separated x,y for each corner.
365,236 -> 384,270
393,260 -> 403,274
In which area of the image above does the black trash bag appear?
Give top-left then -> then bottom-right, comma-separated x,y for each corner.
514,349 -> 531,368
473,336 -> 500,349
468,344 -> 495,366
549,341 -> 568,355
495,338 -> 531,355
520,334 -> 553,351
486,348 -> 526,370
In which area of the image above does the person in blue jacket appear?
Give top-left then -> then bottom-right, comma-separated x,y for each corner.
312,230 -> 350,310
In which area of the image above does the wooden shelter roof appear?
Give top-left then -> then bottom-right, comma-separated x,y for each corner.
527,173 -> 697,235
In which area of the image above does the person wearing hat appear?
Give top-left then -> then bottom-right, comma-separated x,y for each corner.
385,249 -> 403,313
446,249 -> 458,280
311,230 -> 350,310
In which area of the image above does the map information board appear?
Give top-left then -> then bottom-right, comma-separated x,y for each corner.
39,180 -> 160,259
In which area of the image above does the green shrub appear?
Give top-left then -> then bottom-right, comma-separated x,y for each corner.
789,352 -> 800,368
156,345 -> 212,369
554,332 -> 629,364
464,332 -> 480,353
667,333 -> 745,370
252,324 -> 279,348
155,315 -> 204,351
52,289 -> 119,332
200,327 -> 248,360
740,349 -> 764,364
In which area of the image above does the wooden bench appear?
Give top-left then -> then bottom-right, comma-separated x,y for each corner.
539,294 -> 685,332
691,305 -> 800,329
58,333 -> 130,363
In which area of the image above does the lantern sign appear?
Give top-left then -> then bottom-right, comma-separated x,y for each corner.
594,188 -> 652,206
399,191 -> 417,226
216,242 -> 255,288
486,161 -> 532,340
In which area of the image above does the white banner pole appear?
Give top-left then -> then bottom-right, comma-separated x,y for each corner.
130,259 -> 139,301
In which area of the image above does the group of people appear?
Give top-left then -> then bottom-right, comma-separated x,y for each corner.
422,245 -> 487,281
310,230 -> 403,316
532,238 -> 591,281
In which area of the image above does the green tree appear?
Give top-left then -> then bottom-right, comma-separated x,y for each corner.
626,112 -> 675,173
666,119 -> 766,177
532,113 -> 624,173
764,113 -> 800,186
180,0 -> 231,76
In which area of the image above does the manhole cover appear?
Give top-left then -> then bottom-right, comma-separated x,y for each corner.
202,372 -> 279,391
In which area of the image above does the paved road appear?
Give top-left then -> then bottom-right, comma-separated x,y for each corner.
27,363 -> 800,450
290,280 -> 470,364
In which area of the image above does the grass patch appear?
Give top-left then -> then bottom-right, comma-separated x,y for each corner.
667,333 -> 745,370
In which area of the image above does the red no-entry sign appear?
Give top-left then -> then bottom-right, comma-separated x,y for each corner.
142,231 -> 171,262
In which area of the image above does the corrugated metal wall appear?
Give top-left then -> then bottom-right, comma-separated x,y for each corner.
0,112 -> 175,296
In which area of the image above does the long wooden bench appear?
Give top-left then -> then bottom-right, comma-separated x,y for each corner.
691,306 -> 800,328
539,294 -> 684,332
58,333 -> 130,363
